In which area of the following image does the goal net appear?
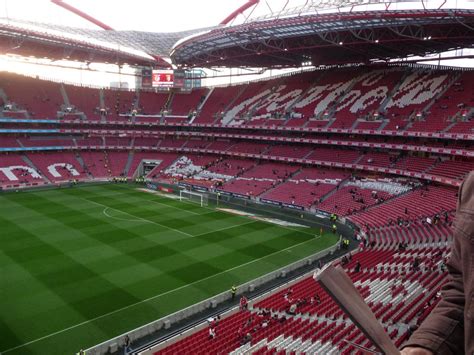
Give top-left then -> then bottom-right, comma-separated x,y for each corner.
179,190 -> 208,207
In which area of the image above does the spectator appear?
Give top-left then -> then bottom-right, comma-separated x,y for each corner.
208,326 -> 216,339
354,261 -> 361,273
239,295 -> 248,311
315,293 -> 321,305
401,172 -> 474,355
240,332 -> 252,345
123,335 -> 131,355
412,257 -> 420,271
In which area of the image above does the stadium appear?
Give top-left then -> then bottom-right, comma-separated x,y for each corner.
0,0 -> 473,354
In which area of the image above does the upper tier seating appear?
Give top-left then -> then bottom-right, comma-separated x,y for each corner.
2,73 -> 63,118
195,85 -> 244,124
1,67 -> 474,135
292,70 -> 355,120
331,69 -> 405,129
409,71 -> 474,133
384,70 -> 451,119
169,89 -> 208,116
138,91 -> 169,115
103,89 -> 137,118
223,78 -> 279,125
64,84 -> 100,118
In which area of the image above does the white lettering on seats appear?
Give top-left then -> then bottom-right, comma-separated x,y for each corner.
48,163 -> 80,178
0,166 -> 41,181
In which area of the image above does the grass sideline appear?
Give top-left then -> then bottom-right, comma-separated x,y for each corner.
0,184 -> 338,355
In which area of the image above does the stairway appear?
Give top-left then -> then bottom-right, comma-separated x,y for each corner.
60,83 -> 71,107
75,152 -> 93,179
16,138 -> 24,148
377,119 -> 390,131
0,87 -> 9,103
321,75 -> 360,122
421,71 -> 461,116
164,92 -> 175,111
350,119 -> 360,130
441,121 -> 457,133
99,89 -> 106,123
123,151 -> 135,177
378,69 -> 412,113
259,167 -> 304,199
222,79 -> 279,126
198,88 -> 214,111
352,154 -> 365,165
190,88 -> 214,124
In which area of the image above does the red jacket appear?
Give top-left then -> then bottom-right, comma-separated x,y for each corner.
403,172 -> 474,354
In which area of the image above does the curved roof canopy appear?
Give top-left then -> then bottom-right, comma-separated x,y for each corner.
0,17 -> 213,67
171,9 -> 474,68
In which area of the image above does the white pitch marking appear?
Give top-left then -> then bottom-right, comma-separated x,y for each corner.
192,220 -> 257,238
2,237 -> 321,354
75,195 -> 194,238
102,207 -> 146,223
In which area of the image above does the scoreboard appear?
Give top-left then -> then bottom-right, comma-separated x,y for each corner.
144,69 -> 203,90
152,70 -> 174,88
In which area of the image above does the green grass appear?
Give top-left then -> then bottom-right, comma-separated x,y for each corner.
0,184 -> 338,355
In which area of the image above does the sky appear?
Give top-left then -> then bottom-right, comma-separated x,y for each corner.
0,0 -> 308,87
0,0 -> 304,31
0,0 -> 473,88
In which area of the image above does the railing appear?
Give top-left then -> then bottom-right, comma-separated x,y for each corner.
84,229 -> 340,354
0,144 -> 466,187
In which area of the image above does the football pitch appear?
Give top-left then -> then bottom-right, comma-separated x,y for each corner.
0,184 -> 338,355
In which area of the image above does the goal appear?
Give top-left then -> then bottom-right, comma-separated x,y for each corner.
179,189 -> 208,207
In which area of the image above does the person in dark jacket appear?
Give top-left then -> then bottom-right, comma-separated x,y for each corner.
401,172 -> 474,355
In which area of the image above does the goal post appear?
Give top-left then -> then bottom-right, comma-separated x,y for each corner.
179,189 -> 208,207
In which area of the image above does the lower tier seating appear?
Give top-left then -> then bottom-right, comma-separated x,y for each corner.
155,243 -> 450,355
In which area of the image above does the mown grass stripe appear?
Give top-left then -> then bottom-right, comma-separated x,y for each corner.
0,184 -> 338,355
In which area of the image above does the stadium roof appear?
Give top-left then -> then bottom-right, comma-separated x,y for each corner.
2,1 -> 474,70
0,17 -> 214,67
171,9 -> 474,68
